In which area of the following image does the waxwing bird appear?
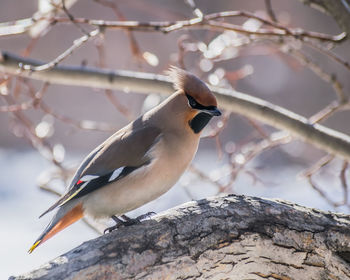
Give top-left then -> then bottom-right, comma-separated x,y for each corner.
29,67 -> 221,253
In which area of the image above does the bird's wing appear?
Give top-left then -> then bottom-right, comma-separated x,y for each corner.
39,123 -> 162,218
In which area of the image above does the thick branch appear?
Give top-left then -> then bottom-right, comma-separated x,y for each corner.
10,195 -> 350,279
1,52 -> 350,160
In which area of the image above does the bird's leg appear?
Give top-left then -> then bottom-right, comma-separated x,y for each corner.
104,212 -> 156,234
120,212 -> 156,226
103,215 -> 125,234
135,211 -> 156,221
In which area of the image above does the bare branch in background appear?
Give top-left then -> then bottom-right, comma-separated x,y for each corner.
220,132 -> 291,193
303,40 -> 350,72
203,112 -> 231,159
285,47 -> 350,124
264,0 -> 278,22
39,101 -> 118,132
188,164 -> 226,191
296,0 -> 350,36
184,0 -> 204,19
60,0 -> 89,35
288,47 -> 348,103
47,12 -> 345,43
300,155 -> 350,208
301,154 -> 334,178
19,28 -> 101,72
340,161 -> 349,204
0,0 -> 79,37
2,52 -> 350,161
1,79 -> 64,169
0,82 -> 47,112
94,0 -> 145,63
95,31 -> 134,120
307,176 -> 343,207
1,0 -> 350,214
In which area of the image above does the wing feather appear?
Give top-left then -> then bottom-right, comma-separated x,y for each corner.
39,122 -> 161,218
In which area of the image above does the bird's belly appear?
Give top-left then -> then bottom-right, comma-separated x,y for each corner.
82,146 -> 196,219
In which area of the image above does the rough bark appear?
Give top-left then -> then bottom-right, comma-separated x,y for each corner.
11,195 -> 350,280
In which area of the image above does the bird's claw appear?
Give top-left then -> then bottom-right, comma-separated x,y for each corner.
121,211 -> 156,225
135,211 -> 156,222
103,225 -> 119,234
104,212 -> 156,234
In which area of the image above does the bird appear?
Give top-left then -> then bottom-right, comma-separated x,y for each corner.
28,67 -> 221,253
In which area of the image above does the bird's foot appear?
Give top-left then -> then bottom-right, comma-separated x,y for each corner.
103,225 -> 118,234
104,212 -> 156,234
103,216 -> 125,234
121,211 -> 156,225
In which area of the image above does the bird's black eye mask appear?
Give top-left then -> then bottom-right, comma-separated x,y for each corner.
186,94 -> 216,111
186,94 -> 214,134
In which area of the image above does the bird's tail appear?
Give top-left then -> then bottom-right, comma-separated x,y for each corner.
28,202 -> 84,253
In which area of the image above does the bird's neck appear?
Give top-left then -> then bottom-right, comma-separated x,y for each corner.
188,112 -> 213,134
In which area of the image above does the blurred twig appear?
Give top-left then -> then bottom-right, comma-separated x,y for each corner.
203,112 -> 231,159
20,28 -> 101,72
59,0 -> 89,35
264,0 -> 277,22
184,0 -> 204,19
340,161 -> 349,204
188,164 -> 226,190
94,0 -> 145,63
296,0 -> 350,36
95,35 -> 134,120
303,40 -> 350,72
286,47 -> 350,124
307,176 -> 343,207
301,154 -> 335,178
302,155 -> 349,208
1,79 -> 63,168
2,52 -> 350,160
0,82 -> 46,112
47,11 -> 345,42
288,47 -> 348,103
221,132 -> 291,193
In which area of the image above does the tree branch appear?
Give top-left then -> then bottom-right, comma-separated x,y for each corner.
10,195 -> 350,279
21,29 -> 101,71
49,12 -> 345,42
1,51 -> 350,160
297,0 -> 350,36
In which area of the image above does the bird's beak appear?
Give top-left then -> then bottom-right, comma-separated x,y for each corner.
202,107 -> 222,116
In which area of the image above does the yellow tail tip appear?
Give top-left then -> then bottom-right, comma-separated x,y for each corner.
28,240 -> 41,254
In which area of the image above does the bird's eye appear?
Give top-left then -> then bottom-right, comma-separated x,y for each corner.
186,94 -> 198,108
189,99 -> 197,107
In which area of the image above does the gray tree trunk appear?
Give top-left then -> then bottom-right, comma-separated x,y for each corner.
11,195 -> 350,280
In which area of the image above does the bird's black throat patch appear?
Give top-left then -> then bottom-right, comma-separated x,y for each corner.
189,112 -> 213,134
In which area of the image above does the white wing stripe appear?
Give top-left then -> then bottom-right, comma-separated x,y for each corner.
80,175 -> 99,181
109,167 -> 124,182
80,181 -> 89,188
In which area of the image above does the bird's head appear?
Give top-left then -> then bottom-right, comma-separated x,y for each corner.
167,66 -> 221,134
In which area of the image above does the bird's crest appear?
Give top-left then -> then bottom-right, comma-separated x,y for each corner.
166,66 -> 217,107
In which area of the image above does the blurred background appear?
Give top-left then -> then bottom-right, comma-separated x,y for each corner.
1,0 -> 350,278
